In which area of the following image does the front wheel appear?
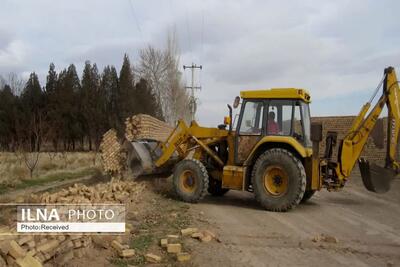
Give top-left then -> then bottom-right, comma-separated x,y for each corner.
173,159 -> 209,203
251,148 -> 306,212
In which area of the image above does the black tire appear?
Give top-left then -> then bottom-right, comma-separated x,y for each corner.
173,159 -> 209,203
208,178 -> 230,196
301,190 -> 316,203
251,148 -> 306,212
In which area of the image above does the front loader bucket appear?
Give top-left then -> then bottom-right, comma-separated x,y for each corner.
358,158 -> 395,193
122,140 -> 176,179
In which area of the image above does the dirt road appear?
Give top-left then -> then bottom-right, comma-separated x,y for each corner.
191,176 -> 400,267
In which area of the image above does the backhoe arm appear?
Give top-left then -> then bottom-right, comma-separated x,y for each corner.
336,67 -> 400,192
384,67 -> 400,170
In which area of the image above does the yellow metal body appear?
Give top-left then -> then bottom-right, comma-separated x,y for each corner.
155,120 -> 228,167
337,67 -> 400,182
243,136 -> 312,165
152,67 -> 399,193
240,88 -> 311,103
222,166 -> 244,190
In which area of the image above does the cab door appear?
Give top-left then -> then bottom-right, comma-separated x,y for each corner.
235,100 -> 265,164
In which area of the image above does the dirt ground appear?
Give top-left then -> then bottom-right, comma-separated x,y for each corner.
188,175 -> 400,267
1,173 -> 399,267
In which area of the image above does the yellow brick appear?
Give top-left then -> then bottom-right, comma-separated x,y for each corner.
111,240 -> 124,253
160,238 -> 168,248
37,239 -> 59,253
119,249 -> 135,258
191,232 -> 203,239
200,234 -> 212,242
9,240 -> 26,259
181,228 -> 198,236
17,236 -> 33,246
167,243 -> 181,254
15,255 -> 42,267
26,241 -> 36,249
177,252 -> 191,262
145,253 -> 162,263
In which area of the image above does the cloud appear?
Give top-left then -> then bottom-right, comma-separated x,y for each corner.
0,39 -> 31,74
0,0 -> 399,125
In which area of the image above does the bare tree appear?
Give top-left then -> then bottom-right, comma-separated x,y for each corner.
137,45 -> 169,111
7,73 -> 25,95
15,112 -> 48,178
137,31 -> 191,124
0,75 -> 5,89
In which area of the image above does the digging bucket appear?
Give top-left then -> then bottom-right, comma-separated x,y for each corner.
358,158 -> 396,193
122,140 -> 176,178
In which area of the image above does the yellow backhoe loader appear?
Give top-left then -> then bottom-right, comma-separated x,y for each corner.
125,66 -> 400,211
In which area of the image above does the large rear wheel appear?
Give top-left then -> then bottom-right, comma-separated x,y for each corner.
252,148 -> 306,211
173,159 -> 209,203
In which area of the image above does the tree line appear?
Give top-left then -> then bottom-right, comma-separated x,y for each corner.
0,39 -> 191,152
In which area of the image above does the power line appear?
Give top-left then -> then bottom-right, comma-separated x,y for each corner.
200,9 -> 204,64
127,0 -> 144,41
183,63 -> 202,121
183,2 -> 193,58
199,7 -> 205,88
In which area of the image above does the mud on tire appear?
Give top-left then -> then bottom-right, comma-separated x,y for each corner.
173,159 -> 209,203
251,148 -> 306,212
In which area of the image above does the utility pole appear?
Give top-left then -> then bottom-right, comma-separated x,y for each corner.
183,63 -> 202,121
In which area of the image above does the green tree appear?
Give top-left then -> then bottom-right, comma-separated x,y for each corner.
118,54 -> 136,124
45,63 -> 60,150
0,85 -> 17,150
81,61 -> 104,150
19,72 -> 45,151
134,78 -> 163,118
101,65 -> 119,129
56,65 -> 81,150
45,63 -> 57,94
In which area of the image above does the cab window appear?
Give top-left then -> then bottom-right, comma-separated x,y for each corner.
267,100 -> 292,135
239,101 -> 264,135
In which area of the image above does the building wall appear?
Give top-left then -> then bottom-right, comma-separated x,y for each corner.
310,116 -> 393,174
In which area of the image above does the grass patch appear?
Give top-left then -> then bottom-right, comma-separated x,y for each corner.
109,255 -> 146,267
0,167 -> 99,194
130,234 -> 154,252
109,258 -> 128,267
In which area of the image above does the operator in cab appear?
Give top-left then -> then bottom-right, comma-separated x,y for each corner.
267,111 -> 279,134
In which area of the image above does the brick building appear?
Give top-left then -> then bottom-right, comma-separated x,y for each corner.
311,116 -> 398,175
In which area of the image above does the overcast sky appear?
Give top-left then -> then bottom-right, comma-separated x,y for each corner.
0,0 -> 399,126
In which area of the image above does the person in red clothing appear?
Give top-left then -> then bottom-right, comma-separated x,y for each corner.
267,111 -> 280,134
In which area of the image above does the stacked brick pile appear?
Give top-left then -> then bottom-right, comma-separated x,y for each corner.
0,180 -> 144,266
125,114 -> 174,142
100,114 -> 174,176
99,129 -> 125,176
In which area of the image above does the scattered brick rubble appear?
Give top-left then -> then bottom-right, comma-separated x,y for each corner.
0,179 -> 144,267
153,227 -> 218,263
0,177 -> 220,266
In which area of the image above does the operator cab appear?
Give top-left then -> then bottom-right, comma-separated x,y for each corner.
233,88 -> 312,164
